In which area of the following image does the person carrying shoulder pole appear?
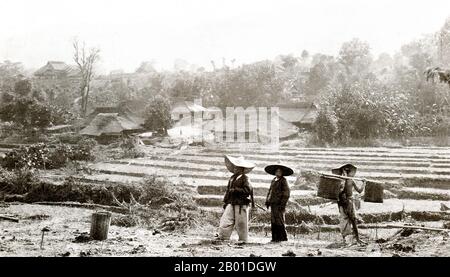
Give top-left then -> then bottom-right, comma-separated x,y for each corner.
332,164 -> 367,245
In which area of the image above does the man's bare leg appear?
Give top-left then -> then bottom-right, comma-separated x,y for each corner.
342,235 -> 347,245
351,219 -> 367,245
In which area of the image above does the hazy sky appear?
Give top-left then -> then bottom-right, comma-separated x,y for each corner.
1,0 -> 449,73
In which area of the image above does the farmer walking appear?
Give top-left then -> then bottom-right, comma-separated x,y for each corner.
264,164 -> 292,242
332,164 -> 367,245
217,155 -> 256,242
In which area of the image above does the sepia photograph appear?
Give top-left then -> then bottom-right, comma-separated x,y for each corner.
0,0 -> 449,265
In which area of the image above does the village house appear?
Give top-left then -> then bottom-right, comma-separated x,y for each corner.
32,61 -> 81,93
169,98 -> 301,143
278,101 -> 318,130
79,105 -> 144,143
34,61 -> 80,80
171,98 -> 208,122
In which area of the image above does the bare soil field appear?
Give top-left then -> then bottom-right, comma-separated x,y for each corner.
1,203 -> 449,257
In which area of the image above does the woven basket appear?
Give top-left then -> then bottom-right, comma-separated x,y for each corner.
317,176 -> 343,200
364,181 -> 384,203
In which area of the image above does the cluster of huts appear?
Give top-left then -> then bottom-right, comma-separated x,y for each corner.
33,61 -> 318,144
73,98 -> 318,144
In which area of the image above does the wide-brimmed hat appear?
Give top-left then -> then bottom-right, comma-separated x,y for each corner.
332,164 -> 357,177
224,155 -> 255,174
264,164 -> 294,176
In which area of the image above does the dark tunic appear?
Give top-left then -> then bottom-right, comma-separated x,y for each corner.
223,174 -> 254,209
265,177 -> 290,242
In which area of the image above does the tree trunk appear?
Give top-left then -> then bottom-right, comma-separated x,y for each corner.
80,83 -> 89,117
90,211 -> 111,240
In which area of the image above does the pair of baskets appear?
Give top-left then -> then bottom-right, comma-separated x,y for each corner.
317,175 -> 383,203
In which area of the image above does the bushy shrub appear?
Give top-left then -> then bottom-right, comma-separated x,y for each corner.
118,137 -> 145,159
1,141 -> 96,170
19,176 -> 143,205
432,117 -> 450,137
70,137 -> 97,161
317,81 -> 449,144
144,95 -> 173,134
0,97 -> 53,129
330,83 -> 391,141
0,167 -> 40,194
1,174 -> 196,210
134,176 -> 191,208
56,133 -> 84,144
313,109 -> 337,145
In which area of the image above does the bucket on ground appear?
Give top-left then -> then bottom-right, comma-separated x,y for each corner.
364,181 -> 384,203
317,175 -> 343,200
90,211 -> 112,240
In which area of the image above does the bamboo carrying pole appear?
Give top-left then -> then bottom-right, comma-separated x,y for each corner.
90,211 -> 112,241
319,172 -> 372,182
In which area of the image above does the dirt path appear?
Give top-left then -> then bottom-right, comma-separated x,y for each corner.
1,204 -> 448,257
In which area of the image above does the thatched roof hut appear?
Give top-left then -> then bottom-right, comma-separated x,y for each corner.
84,106 -> 144,127
80,113 -> 142,137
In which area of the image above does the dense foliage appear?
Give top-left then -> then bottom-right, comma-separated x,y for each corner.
1,139 -> 96,170
143,95 -> 173,134
0,79 -> 73,131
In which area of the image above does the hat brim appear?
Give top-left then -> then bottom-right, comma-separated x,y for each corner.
332,164 -> 357,177
264,164 -> 294,176
224,155 -> 255,174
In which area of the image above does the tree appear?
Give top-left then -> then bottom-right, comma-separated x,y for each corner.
136,61 -> 157,74
14,79 -> 32,96
424,67 -> 450,114
323,81 -> 418,142
313,108 -> 337,145
0,60 -> 23,77
73,39 -> 100,117
0,96 -> 53,130
278,54 -> 299,69
438,17 -> 450,66
301,50 -> 310,60
140,73 -> 164,98
143,95 -> 173,134
305,61 -> 331,95
0,60 -> 24,92
0,79 -> 68,132
338,38 -> 373,82
214,61 -> 283,108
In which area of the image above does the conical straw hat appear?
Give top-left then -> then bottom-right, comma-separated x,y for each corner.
332,163 -> 357,177
264,164 -> 294,176
224,155 -> 255,174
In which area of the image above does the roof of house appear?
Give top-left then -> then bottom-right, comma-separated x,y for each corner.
85,106 -> 144,127
278,103 -> 318,124
172,101 -> 208,114
46,124 -> 73,132
79,113 -> 142,136
278,117 -> 300,138
201,114 -> 299,139
34,61 -> 80,77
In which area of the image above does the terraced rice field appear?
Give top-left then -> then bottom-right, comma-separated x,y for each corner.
67,145 -> 449,227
